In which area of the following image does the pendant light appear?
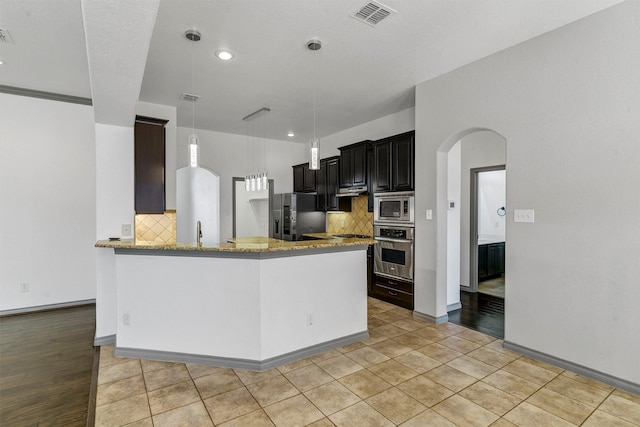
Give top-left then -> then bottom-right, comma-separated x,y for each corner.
242,107 -> 270,191
185,29 -> 201,167
307,39 -> 322,170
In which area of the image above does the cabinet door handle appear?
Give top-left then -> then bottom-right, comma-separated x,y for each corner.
388,291 -> 398,296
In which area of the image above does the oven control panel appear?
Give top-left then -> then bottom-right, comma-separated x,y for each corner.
374,225 -> 414,241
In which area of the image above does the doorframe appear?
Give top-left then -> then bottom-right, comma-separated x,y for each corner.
469,165 -> 505,293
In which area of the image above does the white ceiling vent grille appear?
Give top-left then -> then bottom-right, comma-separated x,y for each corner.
181,93 -> 200,102
351,1 -> 396,27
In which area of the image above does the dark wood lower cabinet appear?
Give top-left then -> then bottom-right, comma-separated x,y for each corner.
367,245 -> 374,294
372,274 -> 414,310
478,242 -> 505,281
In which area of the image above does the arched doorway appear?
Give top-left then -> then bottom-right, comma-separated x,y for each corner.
436,128 -> 506,337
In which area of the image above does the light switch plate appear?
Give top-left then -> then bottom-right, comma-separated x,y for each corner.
514,209 -> 535,223
426,210 -> 433,220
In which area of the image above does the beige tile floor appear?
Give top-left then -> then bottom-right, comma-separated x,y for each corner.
95,298 -> 640,426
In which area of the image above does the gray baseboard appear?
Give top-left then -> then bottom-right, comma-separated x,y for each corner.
447,302 -> 462,312
0,299 -> 96,317
413,310 -> 448,324
113,330 -> 369,372
503,341 -> 640,396
94,334 -> 116,346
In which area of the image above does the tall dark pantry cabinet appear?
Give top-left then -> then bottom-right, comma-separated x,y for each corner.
134,116 -> 168,214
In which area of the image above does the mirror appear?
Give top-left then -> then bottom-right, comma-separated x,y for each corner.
232,177 -> 274,238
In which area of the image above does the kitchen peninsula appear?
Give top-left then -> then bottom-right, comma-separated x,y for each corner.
95,236 -> 375,371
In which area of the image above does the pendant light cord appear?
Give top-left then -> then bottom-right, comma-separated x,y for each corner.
313,46 -> 317,142
191,35 -> 196,137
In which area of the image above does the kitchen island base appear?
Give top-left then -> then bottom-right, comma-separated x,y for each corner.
110,244 -> 369,371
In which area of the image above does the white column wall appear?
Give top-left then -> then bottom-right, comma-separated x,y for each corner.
446,142 -> 461,307
0,94 -> 96,311
415,2 -> 640,383
95,123 -> 134,338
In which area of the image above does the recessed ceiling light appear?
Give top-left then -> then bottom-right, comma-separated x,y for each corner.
288,132 -> 295,137
0,60 -> 4,65
215,49 -> 234,61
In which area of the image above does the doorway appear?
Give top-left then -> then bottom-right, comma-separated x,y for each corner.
470,166 -> 506,298
440,129 -> 506,338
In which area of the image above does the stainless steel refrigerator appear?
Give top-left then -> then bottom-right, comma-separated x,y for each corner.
271,193 -> 326,241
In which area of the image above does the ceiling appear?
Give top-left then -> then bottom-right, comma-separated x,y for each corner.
0,0 -> 625,143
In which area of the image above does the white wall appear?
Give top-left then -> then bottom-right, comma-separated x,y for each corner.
320,108 -> 415,157
459,131 -> 506,287
177,127 -> 305,240
478,170 -> 506,239
446,142 -> 461,307
95,123 -> 135,337
416,1 -> 640,384
0,94 -> 96,311
234,180 -> 270,238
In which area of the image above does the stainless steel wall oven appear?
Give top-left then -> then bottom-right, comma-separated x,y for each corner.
373,224 -> 414,282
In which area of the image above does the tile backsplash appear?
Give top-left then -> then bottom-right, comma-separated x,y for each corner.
327,195 -> 373,236
135,211 -> 176,243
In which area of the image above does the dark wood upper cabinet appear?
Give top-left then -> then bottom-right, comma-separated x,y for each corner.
303,164 -> 317,192
367,146 -> 374,212
316,157 -> 351,212
392,132 -> 414,191
134,116 -> 168,214
373,142 -> 392,192
326,157 -> 351,211
352,144 -> 367,187
316,160 -> 328,210
293,164 -> 305,192
292,162 -> 317,193
338,141 -> 369,188
373,131 -> 414,193
339,148 -> 353,187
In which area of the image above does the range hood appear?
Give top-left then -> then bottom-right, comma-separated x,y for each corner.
336,186 -> 368,197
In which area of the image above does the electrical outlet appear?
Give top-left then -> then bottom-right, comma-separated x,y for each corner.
123,313 -> 130,326
306,314 -> 313,326
19,282 -> 29,293
121,224 -> 132,236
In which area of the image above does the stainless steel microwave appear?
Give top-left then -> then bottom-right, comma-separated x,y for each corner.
374,192 -> 415,224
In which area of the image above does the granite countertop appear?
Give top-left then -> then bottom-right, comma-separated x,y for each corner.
95,235 -> 376,253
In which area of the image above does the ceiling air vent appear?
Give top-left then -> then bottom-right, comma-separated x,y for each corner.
181,93 -> 200,102
351,1 -> 396,27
